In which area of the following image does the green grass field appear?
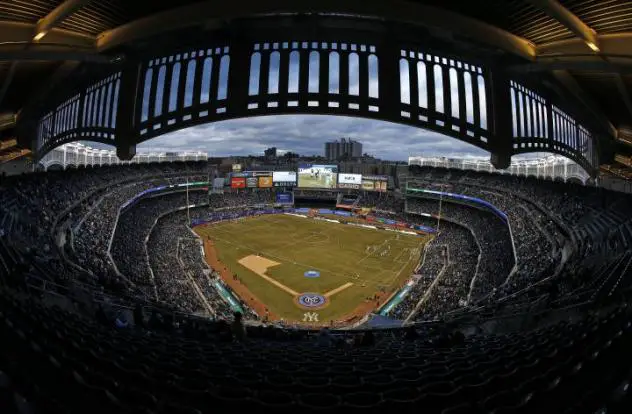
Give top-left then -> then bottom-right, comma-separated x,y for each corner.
195,214 -> 428,323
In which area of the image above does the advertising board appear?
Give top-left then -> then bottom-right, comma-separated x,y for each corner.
258,176 -> 273,188
362,175 -> 388,192
230,177 -> 246,188
338,173 -> 362,189
246,177 -> 258,188
275,193 -> 293,204
272,171 -> 297,187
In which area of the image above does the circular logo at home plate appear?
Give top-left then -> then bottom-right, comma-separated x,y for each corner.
296,293 -> 327,309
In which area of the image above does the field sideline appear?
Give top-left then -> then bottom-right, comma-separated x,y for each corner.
194,214 -> 430,323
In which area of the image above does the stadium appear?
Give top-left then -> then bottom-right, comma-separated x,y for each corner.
1,1 -> 632,414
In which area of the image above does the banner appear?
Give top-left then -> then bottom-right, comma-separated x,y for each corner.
246,177 -> 258,188
338,174 -> 362,184
273,171 -> 297,187
230,177 -> 246,188
276,193 -> 293,204
258,176 -> 273,188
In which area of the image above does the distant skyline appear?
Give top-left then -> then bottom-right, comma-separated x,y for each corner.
132,115 -> 490,161
81,114 -> 554,162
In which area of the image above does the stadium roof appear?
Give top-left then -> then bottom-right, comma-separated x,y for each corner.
1,0 -> 632,166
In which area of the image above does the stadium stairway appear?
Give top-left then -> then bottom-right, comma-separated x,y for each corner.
590,251 -> 632,303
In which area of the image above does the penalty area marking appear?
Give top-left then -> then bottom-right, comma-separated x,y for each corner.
237,255 -> 299,296
324,282 -> 354,298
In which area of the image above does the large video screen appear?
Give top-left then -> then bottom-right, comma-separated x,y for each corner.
338,173 -> 362,189
297,164 -> 338,188
272,171 -> 297,187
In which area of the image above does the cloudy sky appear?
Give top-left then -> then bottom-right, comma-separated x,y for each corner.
134,115 -> 489,161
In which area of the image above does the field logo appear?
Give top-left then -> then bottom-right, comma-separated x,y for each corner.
297,293 -> 327,309
304,270 -> 320,278
303,312 -> 319,322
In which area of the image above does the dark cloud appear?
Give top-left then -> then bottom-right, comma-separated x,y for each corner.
135,115 -> 489,161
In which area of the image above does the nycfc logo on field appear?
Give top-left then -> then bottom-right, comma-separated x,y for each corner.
297,293 -> 327,308
304,270 -> 320,278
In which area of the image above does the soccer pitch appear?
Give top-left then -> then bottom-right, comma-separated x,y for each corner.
195,214 -> 429,323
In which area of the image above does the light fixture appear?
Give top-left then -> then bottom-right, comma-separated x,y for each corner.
33,31 -> 47,41
586,41 -> 600,53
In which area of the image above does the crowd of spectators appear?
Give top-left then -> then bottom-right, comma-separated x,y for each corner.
112,191 -> 208,290
293,189 -> 339,200
1,160 -> 631,332
404,198 -> 514,299
389,243 -> 447,320
146,209 -> 226,316
360,191 -> 405,214
208,189 -> 275,209
0,162 -> 210,294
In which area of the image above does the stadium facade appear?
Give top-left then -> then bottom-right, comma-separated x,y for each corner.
408,154 -> 591,184
37,142 -> 208,171
2,2 -> 632,413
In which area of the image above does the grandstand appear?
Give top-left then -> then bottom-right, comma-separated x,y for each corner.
2,1 -> 632,413
2,157 -> 632,412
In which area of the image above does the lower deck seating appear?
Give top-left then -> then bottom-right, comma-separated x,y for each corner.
1,284 -> 631,414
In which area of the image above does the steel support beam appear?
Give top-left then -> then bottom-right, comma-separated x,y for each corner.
115,63 -> 142,160
0,62 -> 18,109
96,0 -> 535,59
538,33 -> 632,60
614,75 -> 632,122
488,68 -> 513,169
0,46 -> 111,63
526,0 -> 599,52
508,60 -> 632,74
551,70 -> 617,137
34,0 -> 95,41
0,21 -> 94,51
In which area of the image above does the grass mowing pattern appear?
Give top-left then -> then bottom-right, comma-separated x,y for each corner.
195,214 -> 428,322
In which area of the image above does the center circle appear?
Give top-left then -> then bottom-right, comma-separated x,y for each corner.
296,292 -> 328,309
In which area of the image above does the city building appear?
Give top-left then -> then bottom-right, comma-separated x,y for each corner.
325,138 -> 363,161
264,147 -> 277,159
